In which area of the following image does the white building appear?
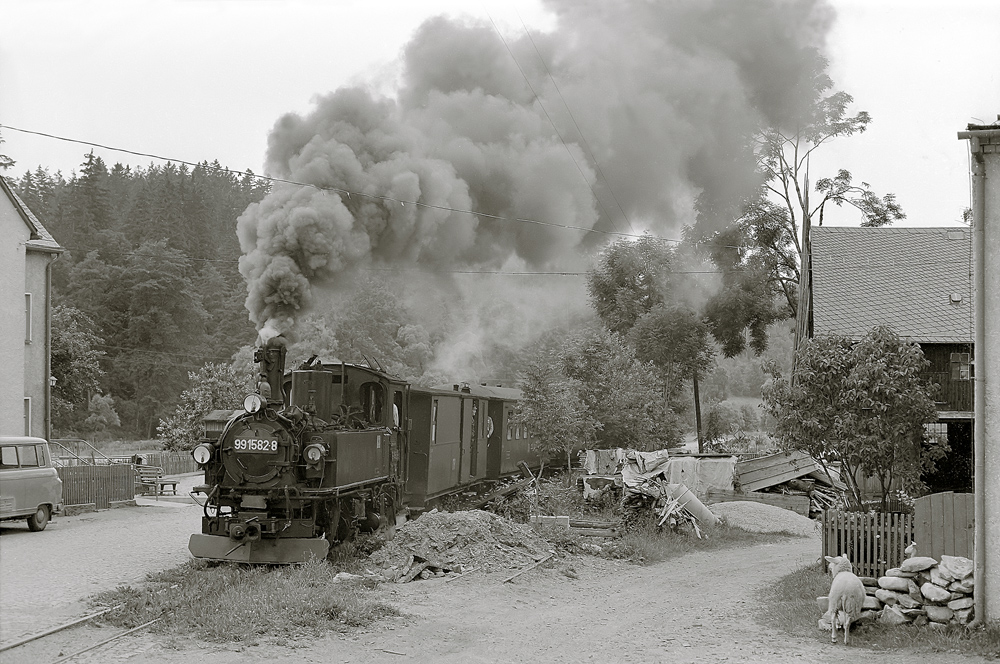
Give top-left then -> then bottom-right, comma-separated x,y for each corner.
0,176 -> 63,439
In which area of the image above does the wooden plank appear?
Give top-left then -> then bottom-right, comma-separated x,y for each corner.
704,489 -> 810,516
737,452 -> 820,492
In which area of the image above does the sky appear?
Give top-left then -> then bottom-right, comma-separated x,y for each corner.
1,0 -> 998,232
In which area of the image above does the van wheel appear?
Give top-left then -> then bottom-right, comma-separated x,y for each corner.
27,505 -> 50,532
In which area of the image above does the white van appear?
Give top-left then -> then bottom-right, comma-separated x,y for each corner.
0,437 -> 63,531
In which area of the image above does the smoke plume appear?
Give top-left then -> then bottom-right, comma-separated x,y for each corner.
237,0 -> 834,345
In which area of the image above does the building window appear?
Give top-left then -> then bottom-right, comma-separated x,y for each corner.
23,397 -> 31,436
951,353 -> 971,381
25,293 -> 32,343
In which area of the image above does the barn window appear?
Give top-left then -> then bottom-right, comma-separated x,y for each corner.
951,353 -> 970,381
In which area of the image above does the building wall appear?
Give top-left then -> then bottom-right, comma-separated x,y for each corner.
0,194 -> 31,436
24,249 -> 53,438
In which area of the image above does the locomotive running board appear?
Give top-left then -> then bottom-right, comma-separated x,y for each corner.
189,534 -> 330,564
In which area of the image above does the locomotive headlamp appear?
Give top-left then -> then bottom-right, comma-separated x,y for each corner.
303,443 -> 326,464
192,443 -> 214,465
244,394 -> 264,413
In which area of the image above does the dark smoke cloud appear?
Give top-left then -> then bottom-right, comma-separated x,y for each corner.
237,0 -> 834,341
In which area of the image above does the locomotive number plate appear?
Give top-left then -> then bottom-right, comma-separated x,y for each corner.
232,437 -> 279,453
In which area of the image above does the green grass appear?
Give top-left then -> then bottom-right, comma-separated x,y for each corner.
759,564 -> 1000,658
91,557 -> 399,644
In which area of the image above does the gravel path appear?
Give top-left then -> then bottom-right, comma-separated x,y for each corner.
0,474 -> 202,643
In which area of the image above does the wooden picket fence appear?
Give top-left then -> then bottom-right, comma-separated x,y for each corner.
913,492 -> 974,561
57,464 -> 137,510
821,509 -> 914,578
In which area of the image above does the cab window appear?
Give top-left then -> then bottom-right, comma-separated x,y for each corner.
1,446 -> 17,467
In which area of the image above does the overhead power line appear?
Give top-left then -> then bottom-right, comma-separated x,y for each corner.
1,122 -> 682,244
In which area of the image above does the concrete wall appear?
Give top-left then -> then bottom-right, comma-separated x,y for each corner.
0,193 -> 31,436
965,127 -> 1000,623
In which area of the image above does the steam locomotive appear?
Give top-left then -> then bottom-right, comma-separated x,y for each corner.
188,340 -> 540,563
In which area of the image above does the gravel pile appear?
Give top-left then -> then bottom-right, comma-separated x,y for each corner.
368,509 -> 550,577
710,501 -> 820,536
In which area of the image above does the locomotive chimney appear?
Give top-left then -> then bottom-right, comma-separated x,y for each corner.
254,337 -> 287,406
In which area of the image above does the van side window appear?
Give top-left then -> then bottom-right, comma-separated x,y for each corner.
18,446 -> 39,467
1,447 -> 17,467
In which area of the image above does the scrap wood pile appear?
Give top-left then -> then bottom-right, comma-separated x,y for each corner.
368,509 -> 551,582
734,450 -> 845,514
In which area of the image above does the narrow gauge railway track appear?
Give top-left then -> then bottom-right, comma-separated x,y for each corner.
0,607 -> 160,664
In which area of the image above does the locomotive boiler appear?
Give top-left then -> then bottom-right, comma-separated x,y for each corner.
188,340 -> 407,563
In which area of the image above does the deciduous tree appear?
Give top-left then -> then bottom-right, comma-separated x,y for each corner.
762,326 -> 943,510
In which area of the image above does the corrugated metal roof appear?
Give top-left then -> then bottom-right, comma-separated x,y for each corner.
811,226 -> 973,343
1,175 -> 63,253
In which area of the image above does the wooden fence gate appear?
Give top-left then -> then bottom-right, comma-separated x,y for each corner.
913,492 -> 974,561
821,510 -> 913,578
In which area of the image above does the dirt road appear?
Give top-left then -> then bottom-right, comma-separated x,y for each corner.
1,493 -> 994,664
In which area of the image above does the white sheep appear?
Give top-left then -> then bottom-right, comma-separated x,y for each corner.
824,554 -> 866,645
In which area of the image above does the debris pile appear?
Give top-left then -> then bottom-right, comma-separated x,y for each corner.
368,509 -> 551,582
729,451 -> 845,516
710,500 -> 820,537
819,554 -> 977,629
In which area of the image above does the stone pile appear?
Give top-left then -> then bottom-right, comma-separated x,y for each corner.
819,554 -> 975,630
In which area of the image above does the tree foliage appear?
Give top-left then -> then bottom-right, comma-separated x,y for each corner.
587,233 -> 676,335
13,155 -> 267,438
158,363 -> 256,451
50,305 -> 106,432
631,303 -> 715,394
761,326 -> 943,510
517,326 -> 681,458
700,57 -> 905,356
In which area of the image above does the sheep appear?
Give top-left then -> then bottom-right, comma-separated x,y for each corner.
824,554 -> 866,645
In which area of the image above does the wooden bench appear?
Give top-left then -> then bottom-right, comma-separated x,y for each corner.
135,466 -> 178,496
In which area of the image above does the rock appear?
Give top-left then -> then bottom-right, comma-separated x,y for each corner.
863,595 -> 883,610
858,610 -> 878,623
886,567 -> 917,578
927,620 -> 948,630
865,585 -> 879,596
939,555 -> 974,580
878,576 -> 911,592
901,556 -> 938,573
875,589 -> 899,605
860,576 -> 878,587
913,615 -> 930,627
954,607 -> 974,625
947,596 -> 974,611
930,565 -> 953,586
908,579 -> 923,602
900,607 -> 925,618
897,594 -> 922,609
879,605 -> 911,625
921,582 -> 952,603
817,596 -> 829,614
949,578 -> 974,594
948,592 -> 964,602
925,605 -> 954,623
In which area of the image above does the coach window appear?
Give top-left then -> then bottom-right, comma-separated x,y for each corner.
431,399 -> 438,443
506,424 -> 512,441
